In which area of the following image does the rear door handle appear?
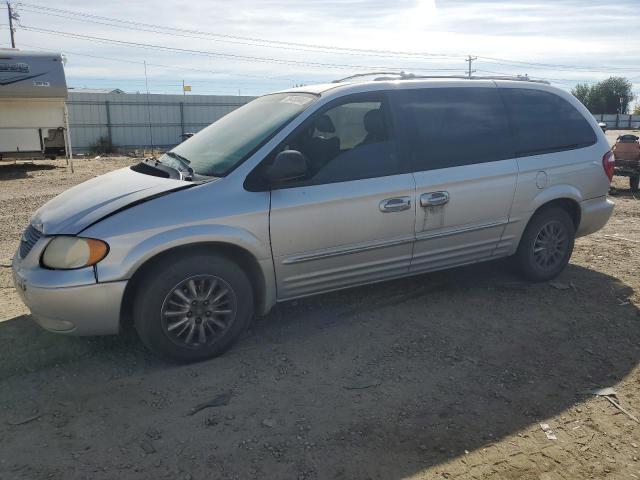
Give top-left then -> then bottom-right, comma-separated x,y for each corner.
420,191 -> 449,207
379,196 -> 412,213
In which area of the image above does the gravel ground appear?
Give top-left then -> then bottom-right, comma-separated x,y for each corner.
0,134 -> 639,479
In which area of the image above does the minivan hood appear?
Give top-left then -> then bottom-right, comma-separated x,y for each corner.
32,167 -> 194,235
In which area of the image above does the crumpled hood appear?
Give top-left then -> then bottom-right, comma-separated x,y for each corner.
32,167 -> 193,235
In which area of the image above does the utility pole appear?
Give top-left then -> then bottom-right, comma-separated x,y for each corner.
466,55 -> 477,78
143,60 -> 154,151
6,2 -> 16,48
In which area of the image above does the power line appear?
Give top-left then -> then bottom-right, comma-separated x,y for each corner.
28,42 -> 608,93
16,2 -> 464,60
16,2 -> 639,89
477,56 -> 640,74
18,42 -> 309,84
18,5 -> 464,62
19,25 -> 467,73
17,2 -> 640,77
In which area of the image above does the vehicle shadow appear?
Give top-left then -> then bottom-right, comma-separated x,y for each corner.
0,162 -> 61,181
610,185 -> 639,200
0,260 -> 638,479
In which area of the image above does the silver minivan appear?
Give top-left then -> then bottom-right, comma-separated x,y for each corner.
12,77 -> 615,361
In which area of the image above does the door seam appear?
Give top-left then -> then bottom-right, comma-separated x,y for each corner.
409,172 -> 418,270
267,189 -> 279,301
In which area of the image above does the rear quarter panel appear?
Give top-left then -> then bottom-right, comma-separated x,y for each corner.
498,82 -> 611,253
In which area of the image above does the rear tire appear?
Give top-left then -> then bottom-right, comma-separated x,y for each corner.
515,207 -> 575,282
133,253 -> 254,362
630,176 -> 639,193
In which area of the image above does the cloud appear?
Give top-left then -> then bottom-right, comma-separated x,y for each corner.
9,0 -> 640,96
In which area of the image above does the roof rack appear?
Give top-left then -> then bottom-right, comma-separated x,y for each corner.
332,72 -> 550,85
331,72 -> 408,83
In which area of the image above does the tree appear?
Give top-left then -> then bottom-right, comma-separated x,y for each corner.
633,104 -> 640,115
572,83 -> 591,108
571,77 -> 635,114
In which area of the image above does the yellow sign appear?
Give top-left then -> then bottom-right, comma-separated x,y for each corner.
183,85 -> 192,92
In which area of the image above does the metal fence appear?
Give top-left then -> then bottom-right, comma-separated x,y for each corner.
66,92 -> 640,153
67,92 -> 256,152
594,114 -> 640,129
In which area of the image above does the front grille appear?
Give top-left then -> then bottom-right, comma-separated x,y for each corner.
19,224 -> 43,259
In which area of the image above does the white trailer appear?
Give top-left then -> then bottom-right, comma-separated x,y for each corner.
0,49 -> 71,165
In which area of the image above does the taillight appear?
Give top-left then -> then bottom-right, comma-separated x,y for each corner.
602,150 -> 615,182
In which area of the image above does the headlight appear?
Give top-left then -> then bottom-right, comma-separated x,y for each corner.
41,237 -> 109,270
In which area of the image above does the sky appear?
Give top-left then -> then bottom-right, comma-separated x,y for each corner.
3,0 -> 640,100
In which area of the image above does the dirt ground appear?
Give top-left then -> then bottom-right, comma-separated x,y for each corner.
0,133 -> 639,479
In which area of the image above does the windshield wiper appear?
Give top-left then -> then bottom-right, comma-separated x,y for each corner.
164,150 -> 191,166
138,156 -> 184,181
157,152 -> 194,181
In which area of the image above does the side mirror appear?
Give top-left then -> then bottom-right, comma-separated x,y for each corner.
598,122 -> 608,132
263,150 -> 308,184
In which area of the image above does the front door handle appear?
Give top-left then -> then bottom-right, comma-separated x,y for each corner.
379,196 -> 412,213
420,191 -> 450,207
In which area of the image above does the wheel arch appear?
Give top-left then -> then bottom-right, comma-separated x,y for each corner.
528,184 -> 583,231
530,197 -> 581,231
119,242 -> 272,331
512,195 -> 579,257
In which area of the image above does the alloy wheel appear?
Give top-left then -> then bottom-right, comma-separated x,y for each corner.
160,275 -> 237,349
532,220 -> 569,270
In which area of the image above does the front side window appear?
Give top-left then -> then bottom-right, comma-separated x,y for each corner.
273,96 -> 401,185
501,88 -> 596,156
171,93 -> 316,177
393,87 -> 513,171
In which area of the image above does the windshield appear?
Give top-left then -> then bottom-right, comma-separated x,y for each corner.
171,93 -> 317,176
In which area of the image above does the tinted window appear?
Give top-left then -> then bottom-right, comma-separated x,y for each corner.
501,88 -> 596,156
394,87 -> 512,171
274,97 -> 401,185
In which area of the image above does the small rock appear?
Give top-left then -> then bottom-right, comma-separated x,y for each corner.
204,416 -> 218,427
262,418 -> 276,428
549,281 -> 571,290
145,427 -> 161,440
140,440 -> 156,455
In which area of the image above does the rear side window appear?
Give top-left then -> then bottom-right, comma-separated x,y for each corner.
393,87 -> 512,171
501,88 -> 596,157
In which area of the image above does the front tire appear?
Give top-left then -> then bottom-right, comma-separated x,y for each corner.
630,176 -> 639,193
133,253 -> 254,362
515,207 -> 575,282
